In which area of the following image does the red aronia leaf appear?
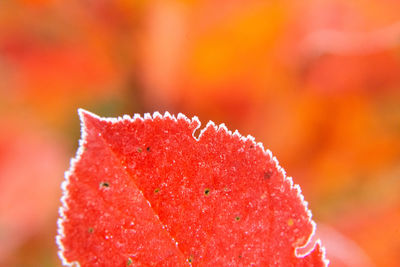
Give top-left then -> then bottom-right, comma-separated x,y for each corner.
57,109 -> 328,266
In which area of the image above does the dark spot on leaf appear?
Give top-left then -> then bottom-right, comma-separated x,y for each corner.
127,257 -> 132,266
137,147 -> 142,153
204,188 -> 210,196
154,188 -> 160,193
250,145 -> 254,149
264,171 -> 273,180
100,182 -> 110,188
238,255 -> 242,258
235,216 -> 241,221
146,146 -> 151,152
88,227 -> 94,233
188,255 -> 194,263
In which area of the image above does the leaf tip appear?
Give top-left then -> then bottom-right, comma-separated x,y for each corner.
78,108 -> 101,126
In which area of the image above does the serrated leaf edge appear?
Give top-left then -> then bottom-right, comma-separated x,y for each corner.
56,108 -> 329,266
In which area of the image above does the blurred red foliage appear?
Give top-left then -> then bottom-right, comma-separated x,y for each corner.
0,115 -> 67,266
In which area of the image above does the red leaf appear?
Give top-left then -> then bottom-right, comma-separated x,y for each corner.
57,109 -> 328,266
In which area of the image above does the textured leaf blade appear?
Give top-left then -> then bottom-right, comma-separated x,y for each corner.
57,109 -> 328,266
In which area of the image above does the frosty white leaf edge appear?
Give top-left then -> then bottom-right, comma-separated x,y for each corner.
56,108 -> 329,266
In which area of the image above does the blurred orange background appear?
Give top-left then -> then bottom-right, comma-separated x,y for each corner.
1,0 -> 399,266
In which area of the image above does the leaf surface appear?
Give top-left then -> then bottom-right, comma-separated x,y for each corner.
57,109 -> 328,266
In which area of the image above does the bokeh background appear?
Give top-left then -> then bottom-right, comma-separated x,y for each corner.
1,0 -> 399,266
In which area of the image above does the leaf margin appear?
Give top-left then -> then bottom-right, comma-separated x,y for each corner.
56,108 -> 329,266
